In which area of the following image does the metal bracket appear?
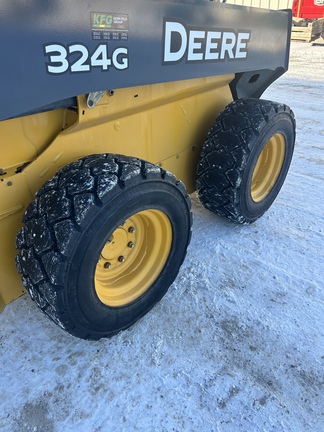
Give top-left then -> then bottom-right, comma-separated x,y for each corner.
86,91 -> 106,108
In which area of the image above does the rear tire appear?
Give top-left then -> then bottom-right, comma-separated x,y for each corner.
16,154 -> 192,340
197,99 -> 296,224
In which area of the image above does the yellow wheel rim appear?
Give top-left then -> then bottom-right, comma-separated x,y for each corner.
94,209 -> 172,307
251,133 -> 286,202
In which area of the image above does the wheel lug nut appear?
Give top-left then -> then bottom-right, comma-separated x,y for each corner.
118,256 -> 125,263
128,227 -> 135,233
104,262 -> 111,269
128,241 -> 134,248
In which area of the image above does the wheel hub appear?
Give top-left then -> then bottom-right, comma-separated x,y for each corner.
251,133 -> 286,202
94,209 -> 172,307
100,227 -> 133,265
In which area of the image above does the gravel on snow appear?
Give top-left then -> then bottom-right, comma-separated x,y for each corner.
0,41 -> 323,432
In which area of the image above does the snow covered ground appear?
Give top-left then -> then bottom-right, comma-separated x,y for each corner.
0,41 -> 323,432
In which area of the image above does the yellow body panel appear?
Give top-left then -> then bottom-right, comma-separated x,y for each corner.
1,109 -> 68,176
0,75 -> 234,311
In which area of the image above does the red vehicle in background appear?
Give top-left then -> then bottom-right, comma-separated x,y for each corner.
292,0 -> 324,18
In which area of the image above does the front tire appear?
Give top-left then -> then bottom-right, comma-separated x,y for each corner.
16,154 -> 192,340
197,99 -> 296,224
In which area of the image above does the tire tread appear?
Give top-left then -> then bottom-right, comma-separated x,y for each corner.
16,154 -> 191,339
197,99 -> 295,224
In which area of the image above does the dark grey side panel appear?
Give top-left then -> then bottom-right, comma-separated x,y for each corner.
0,0 -> 291,120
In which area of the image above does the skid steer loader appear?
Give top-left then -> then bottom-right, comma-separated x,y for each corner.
0,0 -> 295,339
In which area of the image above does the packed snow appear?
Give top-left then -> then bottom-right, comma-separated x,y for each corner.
0,41 -> 323,432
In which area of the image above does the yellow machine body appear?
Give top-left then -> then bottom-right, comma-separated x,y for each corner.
0,74 -> 234,311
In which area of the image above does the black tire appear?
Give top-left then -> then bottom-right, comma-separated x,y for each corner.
16,154 -> 192,340
197,99 -> 296,224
